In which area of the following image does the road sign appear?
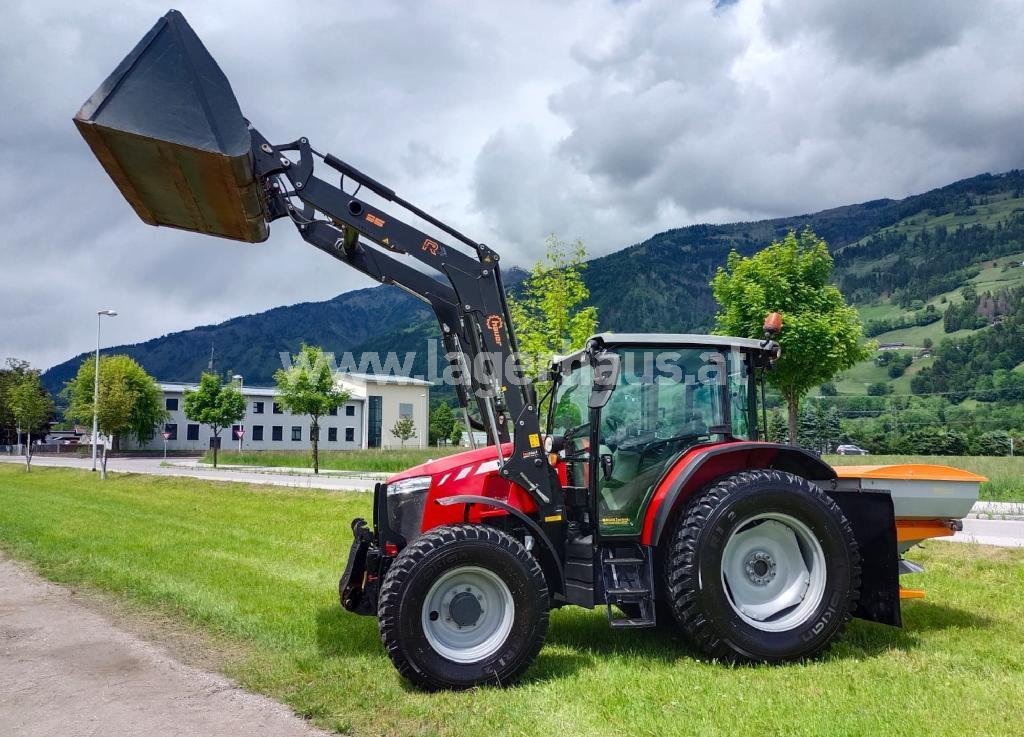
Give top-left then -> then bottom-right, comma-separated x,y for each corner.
235,428 -> 245,439
161,431 -> 172,440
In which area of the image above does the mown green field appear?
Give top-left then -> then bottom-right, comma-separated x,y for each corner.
826,453 -> 1024,502
1,466 -> 1022,736
203,447 -> 462,473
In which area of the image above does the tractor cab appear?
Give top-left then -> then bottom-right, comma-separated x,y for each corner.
546,333 -> 778,537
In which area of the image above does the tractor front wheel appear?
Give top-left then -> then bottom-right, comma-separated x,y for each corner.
664,469 -> 860,663
377,524 -> 549,690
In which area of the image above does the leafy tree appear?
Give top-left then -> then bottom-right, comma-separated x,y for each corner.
430,401 -> 456,447
0,358 -> 45,445
509,236 -> 598,387
64,355 -> 165,478
390,415 -> 418,448
711,229 -> 873,442
8,370 -> 53,470
867,381 -> 893,396
183,372 -> 245,469
274,345 -> 350,474
819,382 -> 838,396
448,422 -> 463,447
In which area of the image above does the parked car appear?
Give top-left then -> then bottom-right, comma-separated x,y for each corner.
836,444 -> 870,456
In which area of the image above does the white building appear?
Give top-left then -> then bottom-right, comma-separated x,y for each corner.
126,373 -> 430,452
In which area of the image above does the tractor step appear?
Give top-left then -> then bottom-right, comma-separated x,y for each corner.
605,586 -> 650,596
608,617 -> 656,630
600,543 -> 656,628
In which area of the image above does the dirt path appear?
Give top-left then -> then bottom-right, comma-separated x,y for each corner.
0,555 -> 331,737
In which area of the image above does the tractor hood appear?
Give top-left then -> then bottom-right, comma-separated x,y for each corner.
386,444 -> 513,484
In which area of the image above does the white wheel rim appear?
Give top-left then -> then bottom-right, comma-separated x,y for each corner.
421,565 -> 515,664
720,512 -> 827,632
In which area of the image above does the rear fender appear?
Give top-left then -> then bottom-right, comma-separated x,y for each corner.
642,442 -> 835,546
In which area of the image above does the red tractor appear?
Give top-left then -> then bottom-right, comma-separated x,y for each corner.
76,10 -> 982,691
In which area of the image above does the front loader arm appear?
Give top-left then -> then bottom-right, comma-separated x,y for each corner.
249,129 -> 560,515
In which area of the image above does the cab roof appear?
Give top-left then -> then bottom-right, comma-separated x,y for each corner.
592,332 -> 770,351
552,332 -> 772,370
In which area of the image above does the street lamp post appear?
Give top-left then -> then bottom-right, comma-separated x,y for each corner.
233,374 -> 244,452
91,310 -> 118,472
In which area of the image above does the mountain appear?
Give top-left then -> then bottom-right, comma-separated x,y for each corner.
42,170 -> 1024,397
41,286 -> 431,393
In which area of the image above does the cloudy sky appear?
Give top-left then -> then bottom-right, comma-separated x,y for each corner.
3,0 -> 1023,369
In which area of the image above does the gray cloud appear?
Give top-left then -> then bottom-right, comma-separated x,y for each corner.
2,0 -> 1023,370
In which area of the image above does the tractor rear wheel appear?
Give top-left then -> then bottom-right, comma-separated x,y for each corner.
377,524 -> 549,690
664,469 -> 860,663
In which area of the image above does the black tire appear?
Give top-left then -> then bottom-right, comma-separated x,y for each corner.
664,469 -> 861,663
377,524 -> 549,690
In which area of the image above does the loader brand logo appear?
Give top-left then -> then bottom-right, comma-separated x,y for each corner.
422,238 -> 440,256
365,213 -> 385,227
485,315 -> 504,345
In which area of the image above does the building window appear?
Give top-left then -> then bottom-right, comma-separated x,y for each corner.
368,396 -> 382,448
166,397 -> 178,411
291,426 -> 302,442
186,424 -> 199,441
252,425 -> 264,441
273,402 -> 283,414
253,401 -> 264,414
328,427 -> 337,442
328,406 -> 337,416
272,426 -> 283,441
345,427 -> 355,442
345,405 -> 355,417
399,402 -> 414,418
164,423 -> 177,440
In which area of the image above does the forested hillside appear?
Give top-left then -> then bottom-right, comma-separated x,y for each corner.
41,170 -> 1024,415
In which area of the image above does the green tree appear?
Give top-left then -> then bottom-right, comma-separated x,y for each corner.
448,422 -> 463,447
390,415 -> 418,448
430,401 -> 456,447
65,355 -> 165,478
711,229 -> 872,442
8,369 -> 53,470
509,236 -> 598,387
183,372 -> 246,469
0,358 -> 42,445
273,345 -> 349,474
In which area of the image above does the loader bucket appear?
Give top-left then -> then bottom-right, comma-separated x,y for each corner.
73,10 -> 269,243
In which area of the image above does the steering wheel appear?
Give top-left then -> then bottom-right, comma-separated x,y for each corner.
636,433 -> 698,466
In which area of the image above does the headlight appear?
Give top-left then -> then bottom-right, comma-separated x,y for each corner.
386,475 -> 431,543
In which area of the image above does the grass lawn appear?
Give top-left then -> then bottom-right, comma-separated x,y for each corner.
1,466 -> 1023,736
826,454 -> 1024,503
204,447 -> 463,473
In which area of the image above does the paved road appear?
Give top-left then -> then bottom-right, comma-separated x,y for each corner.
953,517 -> 1024,548
0,555 -> 330,737
4,455 -> 1023,546
0,454 -> 377,492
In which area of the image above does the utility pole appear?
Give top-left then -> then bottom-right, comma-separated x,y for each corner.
233,374 -> 244,452
91,310 -> 117,471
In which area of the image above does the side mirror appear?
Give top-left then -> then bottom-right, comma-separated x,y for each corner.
589,351 -> 621,409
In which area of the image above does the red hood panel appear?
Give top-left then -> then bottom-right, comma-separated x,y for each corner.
386,444 -> 514,483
